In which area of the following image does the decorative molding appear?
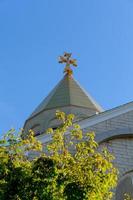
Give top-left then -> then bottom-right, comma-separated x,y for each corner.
36,102 -> 133,144
95,127 -> 133,143
79,102 -> 133,129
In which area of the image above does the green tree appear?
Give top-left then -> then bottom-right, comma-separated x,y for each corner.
0,128 -> 42,200
0,111 -> 118,200
46,111 -> 118,200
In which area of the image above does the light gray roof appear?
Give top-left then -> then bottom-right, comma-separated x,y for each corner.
29,74 -> 103,119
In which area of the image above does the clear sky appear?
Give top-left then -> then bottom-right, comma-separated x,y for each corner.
0,0 -> 133,135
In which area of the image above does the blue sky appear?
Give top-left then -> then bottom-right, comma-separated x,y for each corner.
0,0 -> 133,135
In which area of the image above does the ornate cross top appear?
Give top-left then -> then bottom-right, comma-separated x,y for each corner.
58,52 -> 77,76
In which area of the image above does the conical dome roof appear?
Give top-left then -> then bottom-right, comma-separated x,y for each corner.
23,55 -> 103,136
29,74 -> 103,119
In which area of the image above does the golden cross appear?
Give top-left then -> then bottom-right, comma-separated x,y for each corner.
58,52 -> 77,76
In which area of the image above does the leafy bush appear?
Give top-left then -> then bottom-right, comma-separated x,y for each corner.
0,111 -> 118,200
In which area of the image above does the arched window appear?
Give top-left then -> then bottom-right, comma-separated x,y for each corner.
116,172 -> 133,200
48,117 -> 61,129
30,124 -> 40,136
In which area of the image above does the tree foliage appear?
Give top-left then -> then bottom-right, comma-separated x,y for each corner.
124,194 -> 133,200
0,111 -> 118,200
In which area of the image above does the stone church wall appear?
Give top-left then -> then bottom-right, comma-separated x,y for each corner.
99,138 -> 133,177
82,110 -> 133,176
99,138 -> 133,200
83,110 -> 133,135
82,109 -> 133,199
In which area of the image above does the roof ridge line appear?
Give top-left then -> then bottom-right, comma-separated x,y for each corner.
79,101 -> 133,129
67,74 -> 73,104
72,78 -> 104,112
29,77 -> 64,118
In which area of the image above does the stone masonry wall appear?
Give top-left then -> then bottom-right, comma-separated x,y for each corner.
83,110 -> 133,134
100,138 -> 133,177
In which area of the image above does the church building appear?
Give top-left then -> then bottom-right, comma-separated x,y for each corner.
23,53 -> 133,200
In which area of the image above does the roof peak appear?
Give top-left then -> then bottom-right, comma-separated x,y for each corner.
28,74 -> 104,119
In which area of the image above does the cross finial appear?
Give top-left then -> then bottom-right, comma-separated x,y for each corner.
58,52 -> 77,76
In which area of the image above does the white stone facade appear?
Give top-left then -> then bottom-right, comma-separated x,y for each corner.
81,102 -> 133,199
